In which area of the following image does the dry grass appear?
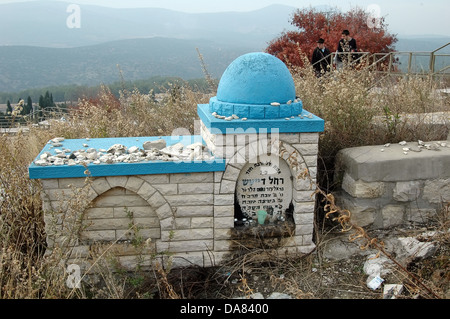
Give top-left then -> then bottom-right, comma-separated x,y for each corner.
0,62 -> 449,298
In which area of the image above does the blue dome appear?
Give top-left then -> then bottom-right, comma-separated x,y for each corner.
209,52 -> 302,119
217,52 -> 295,104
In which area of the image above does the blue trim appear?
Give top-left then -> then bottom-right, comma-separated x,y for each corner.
198,104 -> 324,134
209,96 -> 303,120
29,135 -> 226,180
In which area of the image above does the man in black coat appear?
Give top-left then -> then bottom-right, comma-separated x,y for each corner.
311,38 -> 331,77
336,29 -> 357,68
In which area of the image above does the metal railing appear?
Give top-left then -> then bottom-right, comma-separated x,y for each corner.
0,107 -> 68,132
311,42 -> 450,78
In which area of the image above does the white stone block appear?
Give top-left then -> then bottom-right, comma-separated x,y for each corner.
214,194 -> 234,206
153,183 -> 178,195
280,133 -> 300,144
169,172 -> 214,183
91,177 -> 111,195
214,205 -> 234,218
58,177 -> 87,189
175,205 -> 213,217
214,216 -> 234,229
125,176 -> 144,193
300,133 -> 319,144
393,181 -> 422,202
137,182 -> 157,201
191,217 -> 213,228
178,183 -> 214,194
342,173 -> 385,199
382,205 -> 405,227
219,179 -> 236,194
165,194 -> 213,206
139,174 -> 169,184
156,203 -> 173,220
41,179 -> 59,189
423,178 -> 450,203
222,165 -> 241,181
293,143 -> 319,156
106,176 -> 128,188
148,191 -> 167,208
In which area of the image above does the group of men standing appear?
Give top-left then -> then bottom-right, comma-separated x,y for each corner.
311,29 -> 358,76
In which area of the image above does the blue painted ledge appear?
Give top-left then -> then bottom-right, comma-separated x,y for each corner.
198,104 -> 324,134
29,135 -> 226,180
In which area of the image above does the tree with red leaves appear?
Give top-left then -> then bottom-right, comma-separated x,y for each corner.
266,6 -> 397,67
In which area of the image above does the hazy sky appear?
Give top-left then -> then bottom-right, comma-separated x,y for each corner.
1,0 -> 449,36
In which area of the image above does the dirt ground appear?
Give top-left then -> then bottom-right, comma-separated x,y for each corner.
157,225 -> 449,300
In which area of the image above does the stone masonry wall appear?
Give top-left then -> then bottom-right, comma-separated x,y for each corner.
200,122 -> 320,255
40,129 -> 321,271
335,140 -> 450,229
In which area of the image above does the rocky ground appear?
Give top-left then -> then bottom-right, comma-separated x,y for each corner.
158,223 -> 449,300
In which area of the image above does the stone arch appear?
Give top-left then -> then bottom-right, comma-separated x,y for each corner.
81,175 -> 175,245
221,138 -> 313,193
219,138 -> 316,237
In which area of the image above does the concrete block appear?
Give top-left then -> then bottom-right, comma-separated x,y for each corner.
165,194 -> 213,206
293,143 -> 319,156
299,133 -> 319,144
148,191 -> 167,208
95,193 -> 148,208
91,177 -> 111,195
125,176 -> 144,193
219,179 -> 236,194
214,194 -> 234,205
336,141 -> 450,182
106,176 -> 128,188
175,205 -> 213,217
153,183 -> 178,195
214,216 -> 234,229
393,181 -> 421,202
423,178 -> 450,203
85,207 -> 114,219
156,203 -> 173,220
169,172 -> 214,183
80,230 -> 115,242
381,205 -> 405,227
342,173 -> 386,199
191,217 -> 213,228
294,201 -> 315,214
178,183 -> 214,194
406,208 -> 436,224
137,182 -> 157,201
41,179 -> 59,189
294,213 -> 314,225
280,133 -> 300,144
214,205 -> 234,217
139,174 -> 169,184
58,177 -> 87,189
175,217 -> 191,229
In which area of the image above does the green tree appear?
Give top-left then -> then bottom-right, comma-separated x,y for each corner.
6,100 -> 12,114
24,96 -> 33,115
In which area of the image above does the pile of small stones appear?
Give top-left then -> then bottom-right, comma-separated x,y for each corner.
380,140 -> 449,154
33,137 -> 214,167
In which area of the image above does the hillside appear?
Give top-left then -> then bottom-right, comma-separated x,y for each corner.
0,1 -> 298,93
0,37 -> 252,92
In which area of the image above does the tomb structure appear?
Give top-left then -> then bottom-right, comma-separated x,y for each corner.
29,52 -> 324,270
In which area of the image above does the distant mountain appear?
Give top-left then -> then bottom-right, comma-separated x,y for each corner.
0,37 -> 253,92
1,1 -> 448,94
0,1 -> 298,92
0,1 -> 296,49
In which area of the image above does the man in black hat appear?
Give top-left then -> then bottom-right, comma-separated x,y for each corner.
311,38 -> 331,77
